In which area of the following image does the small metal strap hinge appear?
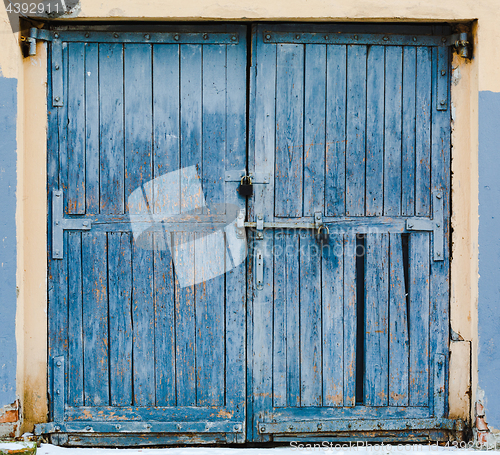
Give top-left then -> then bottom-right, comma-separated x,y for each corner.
406,191 -> 444,261
52,190 -> 92,259
52,356 -> 65,422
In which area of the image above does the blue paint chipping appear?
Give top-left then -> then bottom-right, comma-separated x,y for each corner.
479,90 -> 500,429
0,76 -> 17,407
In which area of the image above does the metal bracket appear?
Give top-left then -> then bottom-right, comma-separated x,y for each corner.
52,190 -> 92,259
225,170 -> 270,184
255,248 -> 264,291
405,191 -> 444,261
256,214 -> 264,240
433,353 -> 446,418
52,356 -> 65,423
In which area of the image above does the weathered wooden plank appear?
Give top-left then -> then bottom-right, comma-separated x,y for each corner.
364,233 -> 389,406
429,46 -> 451,404
82,232 -> 109,406
388,233 -> 409,406
108,232 -> 133,406
415,47 -> 432,217
325,45 -> 346,217
202,44 -> 226,215
67,42 -> 86,214
365,45 -> 385,216
195,233 -> 225,406
57,43 -> 69,204
402,46 -> 417,216
273,231 -> 287,408
174,232 -> 196,406
322,233 -> 344,406
154,232 -> 176,406
346,45 -> 367,216
303,44 -> 326,216
383,46 -> 403,216
275,44 -> 304,218
124,44 -> 153,212
409,232 -> 430,406
343,233 -> 357,407
99,43 -> 124,215
132,232 -> 155,406
180,45 -> 202,214
300,233 -> 322,406
67,232 -> 84,407
286,232 -> 300,407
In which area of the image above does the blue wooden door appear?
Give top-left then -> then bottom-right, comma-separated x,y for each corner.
248,24 -> 452,442
45,25 -> 248,445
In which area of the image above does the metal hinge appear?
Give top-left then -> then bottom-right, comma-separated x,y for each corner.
52,190 -> 92,259
405,190 -> 444,261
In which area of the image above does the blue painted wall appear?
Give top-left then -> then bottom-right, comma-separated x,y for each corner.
0,76 -> 17,407
478,90 -> 500,429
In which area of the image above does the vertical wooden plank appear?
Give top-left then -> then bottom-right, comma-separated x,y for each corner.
108,232 -> 133,406
325,45 -> 346,217
57,43 -> 69,206
174,232 -> 196,406
364,233 -> 389,406
275,44 -> 304,218
402,47 -> 417,216
99,43 -> 124,215
124,44 -> 153,211
300,234 -> 322,406
85,43 -> 99,214
343,233 -> 357,406
67,232 -> 84,407
365,46 -> 385,216
322,234 -> 344,406
430,46 -> 451,406
202,44 -> 226,214
132,234 -> 155,406
389,233 -> 409,406
251,27 -> 276,441
303,44 -> 326,216
180,45 -> 202,213
225,29 -> 247,428
154,233 -> 176,406
286,232 -> 300,407
415,47 -> 432,217
273,231 -> 287,408
67,42 -> 86,214
409,232 -> 430,406
195,233 -> 225,406
346,45 -> 367,216
82,232 -> 109,406
383,46 -> 403,216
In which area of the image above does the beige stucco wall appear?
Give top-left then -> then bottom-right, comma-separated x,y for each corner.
1,0 -> 495,435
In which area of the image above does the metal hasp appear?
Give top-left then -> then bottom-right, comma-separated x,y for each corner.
52,190 -> 91,259
406,190 -> 444,261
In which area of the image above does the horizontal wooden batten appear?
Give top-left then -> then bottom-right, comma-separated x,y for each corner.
262,31 -> 452,47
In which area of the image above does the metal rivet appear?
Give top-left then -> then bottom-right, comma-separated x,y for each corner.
408,223 -> 413,229
436,193 -> 442,199
324,35 -> 329,40
354,35 -> 358,40
383,36 -> 389,41
83,221 -> 89,226
442,37 -> 447,43
144,34 -> 150,40
257,215 -> 262,219
441,70 -> 446,76
55,426 -> 60,432
85,33 -> 89,38
265,34 -> 271,40
55,250 -> 60,255
56,389 -> 60,395
85,426 -> 92,431
115,424 -> 121,430
260,425 -> 266,432
177,424 -> 182,430
234,424 -> 241,432
114,33 -> 119,38
317,423 -> 322,430
203,33 -> 209,40
56,360 -> 62,367
56,193 -> 60,197
295,34 -> 300,39
174,34 -> 179,41
413,36 -> 417,42
231,35 -> 237,41
348,423 -> 352,429
437,252 -> 441,257
54,33 -> 59,39
437,223 -> 441,228
440,99 -> 446,105
55,96 -> 60,102
55,221 -> 59,226
55,64 -> 60,70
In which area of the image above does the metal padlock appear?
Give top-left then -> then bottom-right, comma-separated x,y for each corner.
238,175 -> 253,197
316,225 -> 330,243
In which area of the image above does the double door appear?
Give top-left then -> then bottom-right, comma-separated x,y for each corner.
41,23 -> 452,445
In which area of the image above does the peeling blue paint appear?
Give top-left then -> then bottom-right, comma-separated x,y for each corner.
0,76 -> 17,407
478,90 -> 500,429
